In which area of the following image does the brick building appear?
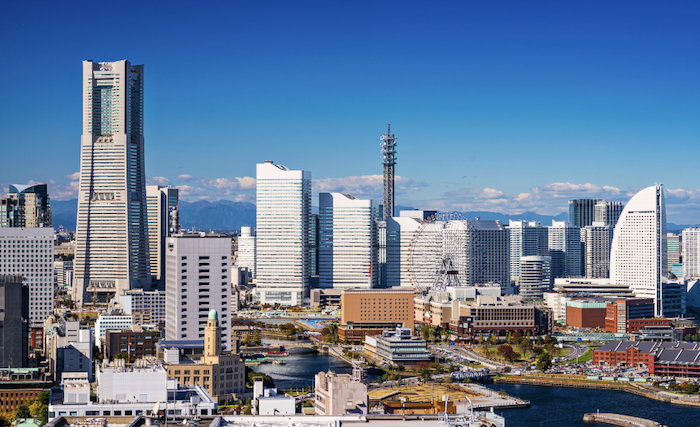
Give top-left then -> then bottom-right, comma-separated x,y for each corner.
604,298 -> 655,333
338,288 -> 414,344
566,300 -> 607,329
104,328 -> 160,360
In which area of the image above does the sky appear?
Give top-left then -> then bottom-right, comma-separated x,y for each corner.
1,1 -> 699,222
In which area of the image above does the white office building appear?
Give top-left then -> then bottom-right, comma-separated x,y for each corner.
385,211 -> 434,288
318,192 -> 378,289
0,227 -> 54,325
508,220 -> 548,283
237,226 -> 256,278
94,314 -> 133,343
547,220 -> 582,278
74,60 -> 150,305
119,289 -> 166,324
610,184 -> 667,316
583,222 -> 613,279
165,233 -> 232,350
519,256 -> 552,299
146,185 -> 179,282
255,161 -> 311,306
682,228 -> 700,278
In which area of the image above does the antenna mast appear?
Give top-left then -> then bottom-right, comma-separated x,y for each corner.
380,124 -> 397,220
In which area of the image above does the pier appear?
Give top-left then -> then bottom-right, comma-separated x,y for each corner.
583,412 -> 667,427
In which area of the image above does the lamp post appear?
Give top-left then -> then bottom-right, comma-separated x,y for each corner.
400,397 -> 406,419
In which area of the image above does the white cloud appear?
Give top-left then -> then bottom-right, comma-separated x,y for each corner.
64,172 -> 80,180
201,177 -> 256,191
313,174 -> 426,198
148,176 -> 171,186
177,174 -> 194,181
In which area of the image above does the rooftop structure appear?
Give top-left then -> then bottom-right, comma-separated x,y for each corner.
380,124 -> 397,220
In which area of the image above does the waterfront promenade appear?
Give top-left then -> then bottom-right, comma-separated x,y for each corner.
582,412 -> 667,427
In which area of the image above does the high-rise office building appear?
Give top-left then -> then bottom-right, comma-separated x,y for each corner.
386,211 -> 435,288
165,233 -> 232,350
594,200 -> 624,227
519,256 -> 552,299
667,233 -> 681,265
0,184 -> 52,228
0,228 -> 54,326
583,223 -> 613,279
568,199 -> 602,228
683,228 -> 700,278
508,220 -> 548,283
237,226 -> 256,278
610,185 -> 667,316
146,185 -> 179,282
470,219 -> 509,286
255,161 -> 311,305
74,60 -> 150,305
0,275 -> 29,368
318,193 -> 378,289
547,221 -> 582,278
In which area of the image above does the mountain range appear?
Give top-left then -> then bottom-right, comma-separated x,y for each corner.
52,199 -> 697,233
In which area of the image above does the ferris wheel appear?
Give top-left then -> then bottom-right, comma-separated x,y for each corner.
407,212 -> 483,294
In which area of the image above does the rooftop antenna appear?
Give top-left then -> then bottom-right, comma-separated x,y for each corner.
380,123 -> 397,220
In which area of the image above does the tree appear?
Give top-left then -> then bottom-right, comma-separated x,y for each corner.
498,344 -> 517,362
246,369 -> 275,389
252,330 -> 262,346
421,369 -> 432,382
536,352 -> 552,372
421,325 -> 431,342
16,405 -> 30,419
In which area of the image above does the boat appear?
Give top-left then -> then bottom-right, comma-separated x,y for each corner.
274,358 -> 286,365
244,360 -> 261,366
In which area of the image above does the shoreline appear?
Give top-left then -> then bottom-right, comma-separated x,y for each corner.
493,376 -> 700,408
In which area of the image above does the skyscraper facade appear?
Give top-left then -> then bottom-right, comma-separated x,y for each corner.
318,193 -> 378,289
594,200 -> 624,227
469,219 -> 509,286
519,256 -> 552,299
568,199 -> 602,228
236,226 -> 256,280
146,185 -> 179,282
0,184 -> 52,228
610,185 -> 667,316
583,223 -> 613,279
682,228 -> 700,278
74,60 -> 150,305
255,161 -> 311,305
508,220 -> 548,283
547,221 -> 582,278
385,211 -> 434,288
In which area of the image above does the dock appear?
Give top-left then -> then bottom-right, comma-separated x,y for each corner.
583,412 -> 667,427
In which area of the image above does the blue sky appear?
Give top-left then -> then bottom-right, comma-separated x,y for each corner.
1,1 -> 699,222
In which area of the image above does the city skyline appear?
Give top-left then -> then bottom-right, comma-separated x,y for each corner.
1,2 -> 699,222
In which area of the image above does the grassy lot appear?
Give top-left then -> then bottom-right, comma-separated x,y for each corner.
474,345 -> 569,364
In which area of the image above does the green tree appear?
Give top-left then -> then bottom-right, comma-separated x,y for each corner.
242,333 -> 251,346
536,352 -> 552,372
421,369 -> 432,382
252,330 -> 262,346
421,325 -> 431,342
16,404 -> 30,419
498,344 -> 517,362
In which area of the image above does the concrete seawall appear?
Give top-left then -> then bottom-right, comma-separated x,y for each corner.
583,412 -> 667,427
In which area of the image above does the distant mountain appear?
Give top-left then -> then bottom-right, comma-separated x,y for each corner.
179,200 -> 256,232
51,199 -> 78,231
668,223 -> 700,232
394,206 -> 568,224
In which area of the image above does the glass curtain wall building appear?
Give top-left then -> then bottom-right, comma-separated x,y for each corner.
74,60 -> 150,305
547,220 -> 582,278
145,185 -> 179,282
508,220 -> 548,284
255,160 -> 311,306
610,185 -> 667,316
683,228 -> 700,278
318,192 -> 378,289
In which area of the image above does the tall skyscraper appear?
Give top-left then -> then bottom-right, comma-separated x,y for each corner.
385,211 -> 434,288
74,60 -> 150,305
583,223 -> 613,279
547,221 -> 582,278
237,226 -> 256,278
0,275 -> 29,368
594,200 -> 624,227
568,199 -> 602,228
380,124 -> 397,220
146,185 -> 179,282
610,184 -> 667,316
164,233 -> 232,350
318,193 -> 378,289
519,256 -> 552,299
0,184 -> 52,228
469,219 -> 509,286
667,233 -> 681,265
682,228 -> 700,278
508,220 -> 548,283
255,160 -> 311,305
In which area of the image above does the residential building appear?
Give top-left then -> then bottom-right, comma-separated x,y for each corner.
255,160 -> 311,306
165,310 -> 245,404
165,233 -> 232,350
604,298 -> 655,333
583,222 -> 613,279
318,192 -> 378,289
146,185 -> 179,282
610,185 -> 667,316
568,199 -> 602,228
366,328 -> 430,366
519,256 -> 552,299
0,184 -> 52,228
548,221 -> 582,278
0,276 -> 28,368
594,200 -> 624,227
314,371 -> 367,416
507,220 -> 548,283
683,228 -> 700,278
74,59 -> 150,306
104,328 -> 160,360
0,228 -> 54,326
338,288 -> 414,344
44,312 -> 94,381
118,288 -> 166,324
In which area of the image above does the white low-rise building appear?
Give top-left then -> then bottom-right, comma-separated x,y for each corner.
94,314 -> 133,343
